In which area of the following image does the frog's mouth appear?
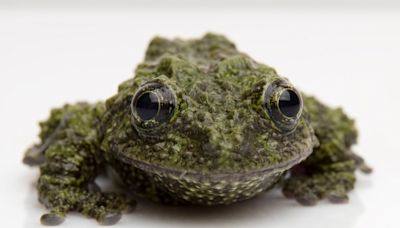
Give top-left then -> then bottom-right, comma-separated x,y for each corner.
115,111 -> 318,182
116,142 -> 313,182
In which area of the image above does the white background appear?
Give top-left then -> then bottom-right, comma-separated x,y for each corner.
1,1 -> 399,227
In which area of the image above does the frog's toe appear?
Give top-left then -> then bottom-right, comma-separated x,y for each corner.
95,197 -> 137,225
327,193 -> 349,204
295,193 -> 318,206
97,212 -> 122,226
326,187 -> 349,204
40,213 -> 65,226
282,181 -> 319,206
23,145 -> 46,166
359,164 -> 373,174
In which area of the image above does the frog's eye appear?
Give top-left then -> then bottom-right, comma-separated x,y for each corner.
131,82 -> 176,130
262,79 -> 303,133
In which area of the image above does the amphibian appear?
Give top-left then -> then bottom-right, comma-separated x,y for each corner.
23,33 -> 371,225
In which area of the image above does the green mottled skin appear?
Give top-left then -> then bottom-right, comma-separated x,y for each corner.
23,34 -> 370,225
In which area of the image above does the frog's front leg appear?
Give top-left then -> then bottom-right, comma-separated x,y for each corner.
282,159 -> 357,205
282,96 -> 371,206
38,139 -> 137,225
24,103 -> 136,225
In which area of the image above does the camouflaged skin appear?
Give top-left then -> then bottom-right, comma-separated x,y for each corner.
99,33 -> 316,205
101,34 -> 316,174
150,172 -> 282,205
23,33 -> 370,225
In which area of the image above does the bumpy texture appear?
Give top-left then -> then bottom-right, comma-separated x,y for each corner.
102,34 -> 316,173
23,103 -> 135,225
23,33 -> 370,225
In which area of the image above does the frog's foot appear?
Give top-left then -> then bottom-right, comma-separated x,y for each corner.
23,144 -> 46,166
351,152 -> 373,174
282,161 -> 356,206
39,187 -> 137,226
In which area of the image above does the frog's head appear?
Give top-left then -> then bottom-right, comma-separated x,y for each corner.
102,34 -> 317,176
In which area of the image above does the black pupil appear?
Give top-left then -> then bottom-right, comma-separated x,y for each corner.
278,89 -> 301,118
135,92 -> 159,120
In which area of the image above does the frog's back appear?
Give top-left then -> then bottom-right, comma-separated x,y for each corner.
144,33 -> 239,67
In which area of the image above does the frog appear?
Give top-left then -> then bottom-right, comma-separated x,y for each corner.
23,33 -> 371,226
